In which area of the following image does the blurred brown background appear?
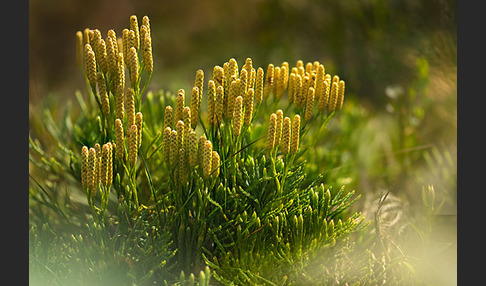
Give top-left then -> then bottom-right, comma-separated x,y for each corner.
29,0 -> 456,109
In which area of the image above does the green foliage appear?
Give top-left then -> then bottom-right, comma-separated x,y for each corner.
30,67 -> 362,285
29,216 -> 175,285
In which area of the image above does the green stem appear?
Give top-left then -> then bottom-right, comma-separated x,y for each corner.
131,165 -> 139,210
123,161 -> 139,212
269,150 -> 281,195
90,85 -> 102,112
139,72 -> 152,102
101,113 -> 107,142
279,154 -> 292,197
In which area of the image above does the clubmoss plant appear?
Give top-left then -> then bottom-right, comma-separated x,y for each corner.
28,14 -> 369,285
84,44 -> 97,88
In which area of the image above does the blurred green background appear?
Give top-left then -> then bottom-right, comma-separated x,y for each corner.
29,0 -> 456,208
